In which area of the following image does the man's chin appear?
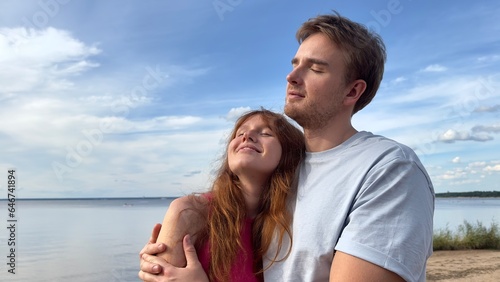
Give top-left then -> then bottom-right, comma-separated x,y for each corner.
283,107 -> 294,119
284,107 -> 303,123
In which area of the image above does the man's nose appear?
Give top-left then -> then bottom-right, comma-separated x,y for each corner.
286,67 -> 303,85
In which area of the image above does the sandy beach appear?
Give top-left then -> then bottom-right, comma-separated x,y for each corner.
426,250 -> 500,281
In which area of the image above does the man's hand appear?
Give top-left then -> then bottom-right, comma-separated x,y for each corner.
139,234 -> 209,282
139,224 -> 167,277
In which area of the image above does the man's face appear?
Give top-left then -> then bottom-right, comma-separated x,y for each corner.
284,33 -> 349,129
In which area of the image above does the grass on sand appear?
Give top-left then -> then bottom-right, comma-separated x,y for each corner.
433,220 -> 500,251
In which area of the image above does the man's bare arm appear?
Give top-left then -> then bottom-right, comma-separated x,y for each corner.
329,251 -> 405,282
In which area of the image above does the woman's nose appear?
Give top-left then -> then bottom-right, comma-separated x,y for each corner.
242,131 -> 255,142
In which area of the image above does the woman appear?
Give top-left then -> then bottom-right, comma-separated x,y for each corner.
153,109 -> 304,282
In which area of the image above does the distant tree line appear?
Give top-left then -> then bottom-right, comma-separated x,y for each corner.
435,191 -> 500,198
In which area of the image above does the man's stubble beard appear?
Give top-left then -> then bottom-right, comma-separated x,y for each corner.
284,96 -> 342,131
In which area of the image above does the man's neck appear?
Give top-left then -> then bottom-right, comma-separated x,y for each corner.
304,119 -> 358,152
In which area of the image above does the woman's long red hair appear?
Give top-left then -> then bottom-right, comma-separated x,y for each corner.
194,109 -> 305,282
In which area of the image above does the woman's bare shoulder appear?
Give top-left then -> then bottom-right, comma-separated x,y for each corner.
168,194 -> 209,216
156,194 -> 209,266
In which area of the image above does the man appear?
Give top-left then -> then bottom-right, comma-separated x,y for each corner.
139,12 -> 434,282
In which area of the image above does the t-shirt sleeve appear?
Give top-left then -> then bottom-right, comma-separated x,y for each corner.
335,157 -> 435,282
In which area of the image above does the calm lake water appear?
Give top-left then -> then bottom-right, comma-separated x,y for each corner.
433,197 -> 499,231
0,197 -> 498,281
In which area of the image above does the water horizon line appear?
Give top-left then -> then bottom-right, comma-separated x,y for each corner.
0,196 -> 179,201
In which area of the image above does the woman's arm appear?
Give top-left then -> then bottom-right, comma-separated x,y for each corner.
156,196 -> 205,267
140,234 -> 209,282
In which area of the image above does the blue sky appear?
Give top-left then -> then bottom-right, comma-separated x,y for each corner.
0,0 -> 499,198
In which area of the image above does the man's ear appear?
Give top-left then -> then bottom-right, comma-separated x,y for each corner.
343,79 -> 366,106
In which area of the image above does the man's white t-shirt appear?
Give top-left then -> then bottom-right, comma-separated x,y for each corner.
264,131 -> 435,282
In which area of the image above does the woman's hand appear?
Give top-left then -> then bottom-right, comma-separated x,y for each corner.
139,234 -> 208,282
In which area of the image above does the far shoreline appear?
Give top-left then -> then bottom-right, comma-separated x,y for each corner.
435,190 -> 500,198
1,191 -> 500,201
0,196 -> 178,201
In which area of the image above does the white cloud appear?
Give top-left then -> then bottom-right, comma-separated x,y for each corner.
438,129 -> 466,142
449,179 -> 481,185
385,75 -> 496,105
380,76 -> 406,88
452,156 -> 461,163
432,159 -> 500,191
438,169 -> 466,180
437,129 -> 493,143
468,161 -> 486,168
474,105 -> 500,112
477,55 -> 500,62
484,164 -> 500,172
97,115 -> 204,133
1,1 -> 499,197
225,106 -> 251,121
472,124 -> 500,133
394,77 -> 406,83
43,130 -> 224,197
0,23 -> 225,198
421,64 -> 448,72
0,27 -> 100,61
0,27 -> 100,94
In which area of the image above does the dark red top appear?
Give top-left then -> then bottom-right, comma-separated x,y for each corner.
197,217 -> 260,282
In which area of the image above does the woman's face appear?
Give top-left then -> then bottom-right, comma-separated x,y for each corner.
228,115 -> 282,179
